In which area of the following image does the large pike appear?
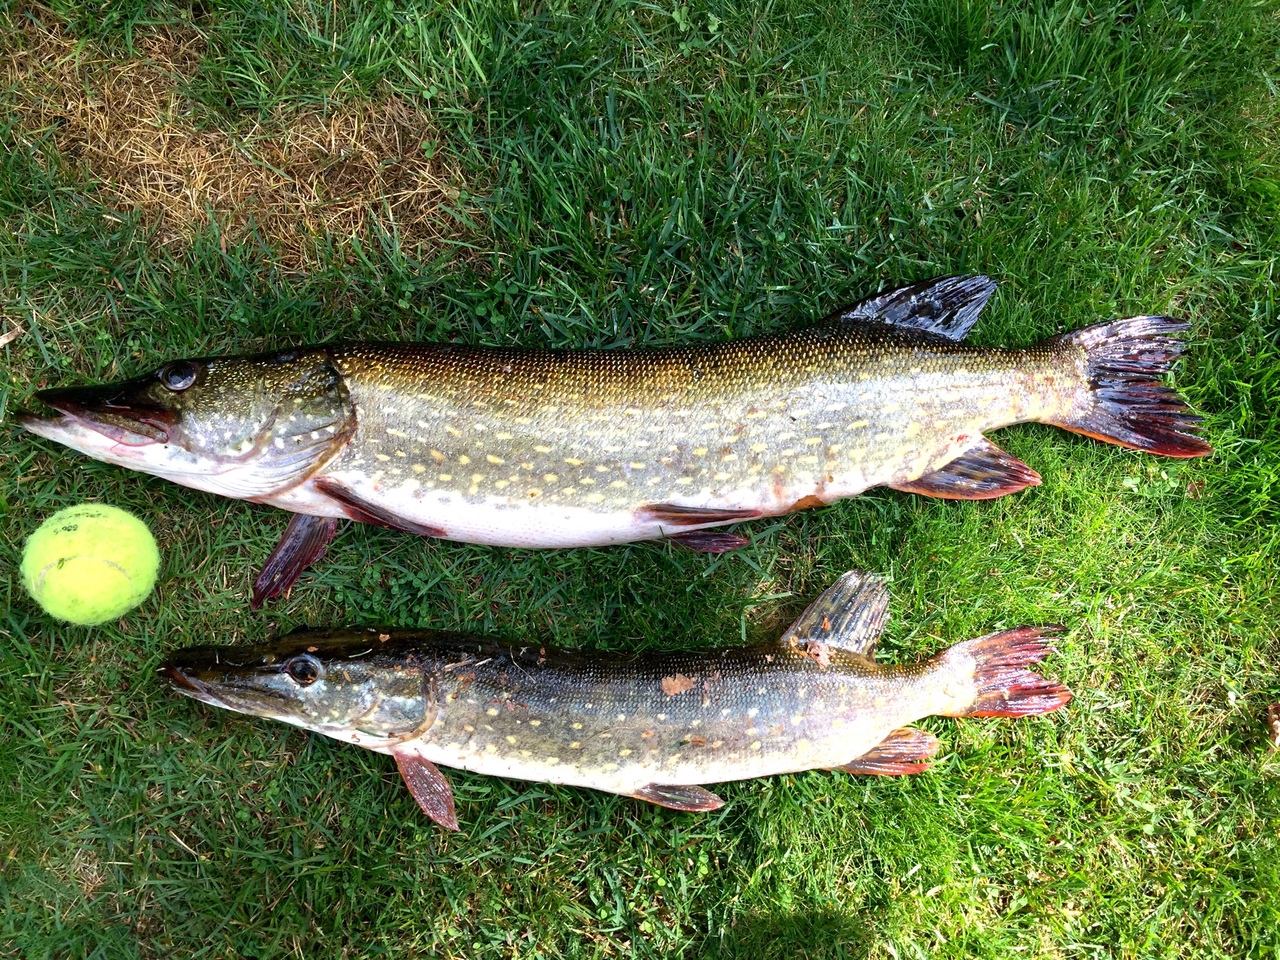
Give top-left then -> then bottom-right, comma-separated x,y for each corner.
162,571 -> 1072,829
21,276 -> 1209,606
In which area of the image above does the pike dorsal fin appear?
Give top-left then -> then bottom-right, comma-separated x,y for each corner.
779,571 -> 889,660
826,274 -> 997,341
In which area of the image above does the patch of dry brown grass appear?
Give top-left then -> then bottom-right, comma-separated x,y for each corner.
2,18 -> 473,266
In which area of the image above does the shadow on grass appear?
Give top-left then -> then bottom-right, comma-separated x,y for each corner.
706,907 -> 872,960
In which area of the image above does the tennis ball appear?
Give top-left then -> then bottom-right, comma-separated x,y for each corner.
21,504 -> 160,626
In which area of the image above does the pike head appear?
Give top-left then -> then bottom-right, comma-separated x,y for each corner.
20,348 -> 356,500
162,629 -> 436,746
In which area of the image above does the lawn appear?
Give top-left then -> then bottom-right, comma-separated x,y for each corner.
1,0 -> 1277,957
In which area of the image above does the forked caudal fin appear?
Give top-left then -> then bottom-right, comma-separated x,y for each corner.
944,626 -> 1072,718
1049,316 -> 1211,457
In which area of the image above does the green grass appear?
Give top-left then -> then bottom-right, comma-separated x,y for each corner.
2,0 -> 1278,956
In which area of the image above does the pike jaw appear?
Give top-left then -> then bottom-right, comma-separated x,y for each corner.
19,348 -> 355,500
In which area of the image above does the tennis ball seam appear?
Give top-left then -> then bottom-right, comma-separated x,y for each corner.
29,555 -> 137,595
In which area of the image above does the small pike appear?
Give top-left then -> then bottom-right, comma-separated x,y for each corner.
162,571 -> 1071,829
21,276 -> 1209,605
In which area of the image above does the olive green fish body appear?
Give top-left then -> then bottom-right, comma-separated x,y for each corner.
23,275 -> 1208,601
164,572 -> 1071,826
280,328 -> 1069,548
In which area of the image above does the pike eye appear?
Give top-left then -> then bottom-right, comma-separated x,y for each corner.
285,654 -> 323,686
160,361 -> 197,391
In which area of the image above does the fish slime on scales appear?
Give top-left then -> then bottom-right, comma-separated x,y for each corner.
162,571 -> 1074,829
19,275 -> 1210,606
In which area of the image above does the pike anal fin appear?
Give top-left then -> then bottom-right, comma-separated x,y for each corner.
631,783 -> 725,812
837,727 -> 940,776
251,514 -> 339,610
890,437 -> 1041,500
312,476 -> 446,537
393,750 -> 460,831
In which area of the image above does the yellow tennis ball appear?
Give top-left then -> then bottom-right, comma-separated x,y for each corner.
21,504 -> 160,626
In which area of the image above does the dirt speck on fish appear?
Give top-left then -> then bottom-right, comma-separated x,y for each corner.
162,571 -> 1072,830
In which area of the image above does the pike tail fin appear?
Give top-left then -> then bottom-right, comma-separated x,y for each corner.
1049,316 -> 1211,457
946,626 -> 1071,718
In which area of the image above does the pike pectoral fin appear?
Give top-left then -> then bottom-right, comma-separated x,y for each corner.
251,514 -> 339,610
837,727 -> 940,776
393,750 -> 460,830
890,438 -> 1041,500
779,570 -> 888,657
312,477 -> 447,537
827,274 -> 996,341
668,530 -> 751,553
630,783 -> 725,812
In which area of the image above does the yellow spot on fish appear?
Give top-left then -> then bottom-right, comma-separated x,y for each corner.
485,744 -> 498,753
529,720 -> 541,727
751,442 -> 768,453
693,447 -> 708,456
375,453 -> 390,462
609,480 -> 627,489
535,444 -> 553,454
439,473 -> 453,481
750,741 -> 762,751
486,708 -> 499,717
675,477 -> 693,485
412,464 -> 425,473
520,749 -> 531,757
601,762 -> 618,772
721,452 -> 738,462
487,454 -> 505,465
906,422 -> 921,438
546,757 -> 559,764
565,457 -> 584,466
495,479 -> 509,489
496,432 -> 513,440
585,492 -> 605,503
458,454 -> 471,465
572,723 -> 583,730
543,473 -> 558,483
851,419 -> 869,429
446,425 -> 462,436
804,437 -> 822,446
630,462 -> 646,470
464,725 -> 475,732
619,749 -> 632,757
506,736 -> 518,744
580,476 -> 595,485
570,742 -> 581,749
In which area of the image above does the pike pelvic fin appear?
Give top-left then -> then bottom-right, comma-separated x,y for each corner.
393,750 -> 460,831
630,783 -> 725,812
947,625 -> 1072,718
251,514 -> 339,609
667,529 -> 751,553
826,274 -> 997,341
837,727 -> 940,776
890,437 -> 1042,500
638,503 -> 762,526
312,477 -> 447,537
779,570 -> 889,659
1048,315 -> 1212,457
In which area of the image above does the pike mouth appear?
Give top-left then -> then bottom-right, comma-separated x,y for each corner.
22,388 -> 172,446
